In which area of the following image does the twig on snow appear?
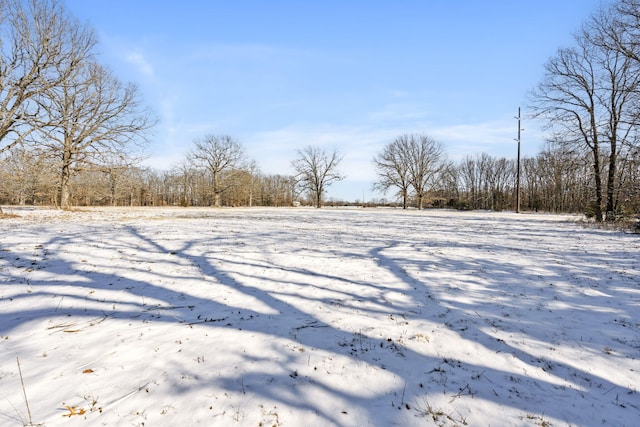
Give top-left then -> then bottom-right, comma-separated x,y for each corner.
17,357 -> 36,426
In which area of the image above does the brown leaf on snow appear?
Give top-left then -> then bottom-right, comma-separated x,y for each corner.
63,405 -> 86,417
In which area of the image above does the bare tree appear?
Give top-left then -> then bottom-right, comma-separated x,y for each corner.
291,145 -> 344,208
188,134 -> 246,207
98,155 -> 146,206
404,134 -> 446,209
373,135 -> 446,209
531,4 -> 640,221
36,62 -> 152,208
438,160 -> 460,208
257,174 -> 295,207
486,157 -> 515,211
458,154 -> 486,209
0,0 -> 95,155
372,137 -> 412,209
0,145 -> 56,205
243,160 -> 260,207
0,0 -> 96,213
617,145 -> 640,213
587,2 -> 640,219
171,160 -> 200,207
531,34 -> 606,221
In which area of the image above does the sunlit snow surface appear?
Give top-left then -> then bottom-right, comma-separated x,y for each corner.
0,206 -> 638,426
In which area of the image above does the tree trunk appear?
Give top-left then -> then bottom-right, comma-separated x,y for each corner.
59,173 -> 71,209
212,173 -> 222,207
605,146 -> 617,221
110,179 -> 117,206
59,150 -> 72,210
592,149 -> 604,222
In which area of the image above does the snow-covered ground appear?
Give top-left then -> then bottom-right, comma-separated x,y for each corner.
0,206 -> 638,426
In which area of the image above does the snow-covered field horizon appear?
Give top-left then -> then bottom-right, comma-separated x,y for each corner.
1,206 -> 638,426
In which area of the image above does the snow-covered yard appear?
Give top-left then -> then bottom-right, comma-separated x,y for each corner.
0,206 -> 638,426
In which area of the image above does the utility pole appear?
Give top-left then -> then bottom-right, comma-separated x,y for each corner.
515,107 -> 522,213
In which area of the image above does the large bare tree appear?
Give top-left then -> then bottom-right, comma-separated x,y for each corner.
531,41 -> 604,220
372,137 -> 412,209
589,1 -> 640,219
0,0 -> 95,213
291,145 -> 344,208
531,3 -> 640,221
38,62 -> 153,208
188,134 -> 247,207
405,134 -> 447,210
373,134 -> 446,209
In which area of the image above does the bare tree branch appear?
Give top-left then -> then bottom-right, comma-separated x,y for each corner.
0,0 -> 96,155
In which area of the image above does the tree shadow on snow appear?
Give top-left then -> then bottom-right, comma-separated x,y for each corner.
0,209 -> 638,425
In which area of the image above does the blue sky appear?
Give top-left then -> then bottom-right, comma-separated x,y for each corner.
66,0 -> 607,202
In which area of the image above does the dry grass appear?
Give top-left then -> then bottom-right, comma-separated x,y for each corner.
0,210 -> 20,219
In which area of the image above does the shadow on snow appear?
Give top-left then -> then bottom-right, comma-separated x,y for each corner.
0,209 -> 638,425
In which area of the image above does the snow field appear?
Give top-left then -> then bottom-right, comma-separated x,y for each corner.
0,206 -> 638,426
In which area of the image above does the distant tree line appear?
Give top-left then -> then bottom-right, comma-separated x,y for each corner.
372,135 -> 639,218
1,0 -> 639,220
0,134 -> 337,209
3,128 -> 638,217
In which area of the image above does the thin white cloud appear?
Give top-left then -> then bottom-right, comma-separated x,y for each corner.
187,42 -> 293,62
246,124 -> 411,184
125,51 -> 154,78
243,117 -> 548,181
427,119 -> 544,158
367,103 -> 433,123
431,122 -> 515,154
